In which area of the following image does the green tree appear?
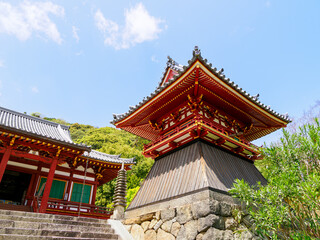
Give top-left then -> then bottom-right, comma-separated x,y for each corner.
69,124 -> 153,208
230,120 -> 320,239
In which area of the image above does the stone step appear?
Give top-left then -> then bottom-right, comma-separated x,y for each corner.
0,234 -> 117,240
0,219 -> 114,234
0,209 -> 109,224
0,209 -> 119,240
0,228 -> 118,239
0,203 -> 32,212
0,215 -> 111,228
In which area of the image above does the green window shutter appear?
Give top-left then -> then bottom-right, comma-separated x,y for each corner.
71,183 -> 91,204
38,177 -> 66,200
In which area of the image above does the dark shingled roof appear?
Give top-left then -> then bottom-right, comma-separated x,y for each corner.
111,46 -> 291,125
128,141 -> 267,210
0,106 -> 135,165
83,150 -> 135,164
0,106 -> 89,149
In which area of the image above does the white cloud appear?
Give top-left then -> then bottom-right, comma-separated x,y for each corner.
151,55 -> 159,63
31,86 -> 39,93
0,60 -> 4,67
72,26 -> 79,42
95,3 -> 165,49
265,1 -> 271,8
0,1 -> 64,44
75,51 -> 83,56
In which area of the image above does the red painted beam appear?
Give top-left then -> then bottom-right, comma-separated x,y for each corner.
0,147 -> 12,182
39,157 -> 58,213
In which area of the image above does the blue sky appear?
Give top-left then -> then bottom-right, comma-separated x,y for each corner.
0,0 -> 319,145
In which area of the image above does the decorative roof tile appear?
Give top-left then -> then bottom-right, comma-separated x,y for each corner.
111,46 -> 291,125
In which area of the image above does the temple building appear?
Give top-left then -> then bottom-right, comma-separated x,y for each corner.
0,106 -> 134,219
112,47 -> 291,216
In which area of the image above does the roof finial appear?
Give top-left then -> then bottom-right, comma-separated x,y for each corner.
121,159 -> 124,170
166,56 -> 175,68
193,46 -> 201,57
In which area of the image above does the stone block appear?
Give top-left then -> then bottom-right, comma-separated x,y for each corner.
224,230 -> 234,240
198,214 -> 220,232
157,228 -> 175,240
196,232 -> 204,240
144,229 -> 156,240
141,221 -> 150,232
192,200 -> 211,219
234,229 -> 255,240
131,224 -> 144,240
176,205 -> 193,224
225,217 -> 238,230
155,211 -> 161,220
140,213 -> 154,222
176,225 -> 186,240
185,220 -> 198,240
220,202 -> 232,217
214,216 -> 225,230
161,220 -> 173,232
124,217 -> 141,225
153,220 -> 163,231
149,219 -> 157,229
160,208 -> 176,221
202,227 -> 224,240
171,221 -> 181,237
210,199 -> 221,215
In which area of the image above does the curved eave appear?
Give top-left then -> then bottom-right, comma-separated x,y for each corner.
113,58 -> 290,131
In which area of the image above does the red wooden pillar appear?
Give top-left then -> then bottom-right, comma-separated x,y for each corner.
25,174 -> 36,206
65,170 -> 74,201
39,157 -> 58,213
0,147 -> 12,183
91,182 -> 98,205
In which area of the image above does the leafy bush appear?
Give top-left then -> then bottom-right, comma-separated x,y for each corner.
230,119 -> 320,239
69,123 -> 153,208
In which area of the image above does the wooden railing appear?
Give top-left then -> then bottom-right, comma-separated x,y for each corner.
33,197 -> 113,219
144,117 -> 258,150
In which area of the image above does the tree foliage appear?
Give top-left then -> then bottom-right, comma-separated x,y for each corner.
230,120 -> 320,239
30,114 -> 153,208
69,123 -> 153,208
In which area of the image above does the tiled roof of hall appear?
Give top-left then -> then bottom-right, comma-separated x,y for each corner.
82,150 -> 135,164
0,106 -> 90,151
111,46 -> 291,125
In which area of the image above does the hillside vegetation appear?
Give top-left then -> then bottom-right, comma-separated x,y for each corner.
41,115 -> 153,208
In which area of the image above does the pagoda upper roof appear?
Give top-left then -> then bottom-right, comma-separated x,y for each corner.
112,46 -> 291,142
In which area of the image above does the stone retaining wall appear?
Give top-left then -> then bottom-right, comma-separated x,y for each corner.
122,199 -> 259,240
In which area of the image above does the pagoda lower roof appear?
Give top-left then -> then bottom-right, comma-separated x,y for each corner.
112,47 -> 291,142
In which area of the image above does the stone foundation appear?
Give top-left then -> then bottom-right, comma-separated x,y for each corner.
123,197 -> 259,240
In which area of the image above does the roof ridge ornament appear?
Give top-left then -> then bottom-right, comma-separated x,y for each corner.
166,56 -> 175,68
193,46 -> 201,57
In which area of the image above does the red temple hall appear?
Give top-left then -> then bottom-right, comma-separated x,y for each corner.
112,47 -> 290,214
0,107 -> 134,219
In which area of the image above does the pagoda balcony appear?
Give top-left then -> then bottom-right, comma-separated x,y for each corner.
32,197 -> 113,220
143,117 -> 259,159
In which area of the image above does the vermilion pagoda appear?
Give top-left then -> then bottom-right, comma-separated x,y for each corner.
112,47 -> 290,213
